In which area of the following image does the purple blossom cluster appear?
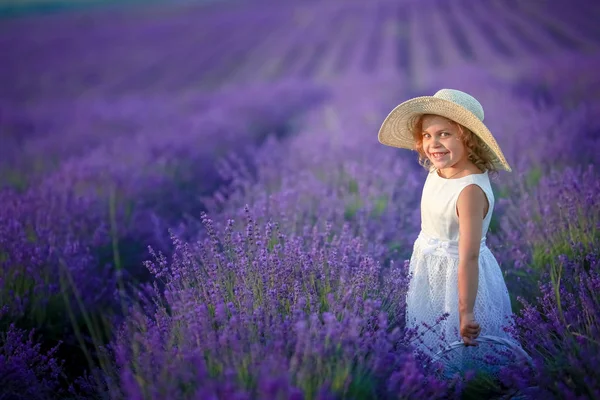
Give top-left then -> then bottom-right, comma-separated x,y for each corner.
0,324 -> 65,400
490,165 -> 599,302
499,250 -> 600,399
0,184 -> 111,326
0,82 -> 327,389
110,209 -> 457,399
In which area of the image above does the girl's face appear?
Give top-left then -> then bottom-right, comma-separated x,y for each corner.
421,115 -> 468,169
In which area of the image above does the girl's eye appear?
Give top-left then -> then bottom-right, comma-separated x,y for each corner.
441,132 -> 450,137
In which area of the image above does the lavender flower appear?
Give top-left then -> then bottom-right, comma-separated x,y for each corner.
0,324 -> 65,400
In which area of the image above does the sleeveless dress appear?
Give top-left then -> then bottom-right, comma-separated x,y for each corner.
405,168 -> 518,378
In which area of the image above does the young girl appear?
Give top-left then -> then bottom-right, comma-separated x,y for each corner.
377,88 -> 517,377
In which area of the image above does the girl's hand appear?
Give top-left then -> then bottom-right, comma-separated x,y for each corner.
459,312 -> 481,346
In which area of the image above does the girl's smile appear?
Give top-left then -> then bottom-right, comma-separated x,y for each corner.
430,151 -> 449,159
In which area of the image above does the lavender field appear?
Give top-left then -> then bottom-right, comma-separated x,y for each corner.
1,0 -> 599,398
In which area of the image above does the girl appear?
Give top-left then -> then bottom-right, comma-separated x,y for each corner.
377,88 -> 517,377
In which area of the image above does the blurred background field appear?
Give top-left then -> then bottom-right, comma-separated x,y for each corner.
1,0 -> 599,399
0,0 -> 217,18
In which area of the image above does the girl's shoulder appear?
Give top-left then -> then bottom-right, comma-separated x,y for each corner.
460,170 -> 493,191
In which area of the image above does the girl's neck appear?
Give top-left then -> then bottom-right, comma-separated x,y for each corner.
436,161 -> 482,179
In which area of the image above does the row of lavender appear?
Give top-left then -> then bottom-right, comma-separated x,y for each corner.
3,1 -> 600,399
0,80 -> 329,397
8,65 -> 592,398
1,1 -> 357,396
2,0 -> 595,184
0,1 -> 291,101
2,0 -> 597,105
94,63 -> 599,399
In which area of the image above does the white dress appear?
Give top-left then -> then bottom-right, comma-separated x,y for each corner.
405,167 -> 517,377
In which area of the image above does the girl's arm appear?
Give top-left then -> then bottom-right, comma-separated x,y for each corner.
456,184 -> 488,345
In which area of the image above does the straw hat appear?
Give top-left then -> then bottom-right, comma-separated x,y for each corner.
377,88 -> 512,172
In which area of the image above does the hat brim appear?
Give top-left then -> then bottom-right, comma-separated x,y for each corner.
378,96 -> 512,172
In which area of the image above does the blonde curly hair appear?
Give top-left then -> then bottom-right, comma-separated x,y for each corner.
411,114 -> 498,176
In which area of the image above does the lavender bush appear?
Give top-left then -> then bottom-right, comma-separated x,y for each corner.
0,82 -> 327,399
0,323 -> 65,400
1,81 -> 328,191
490,165 -> 599,309
0,81 -> 327,303
0,185 -> 112,330
499,250 -> 600,399
201,76 -> 425,262
108,209 -> 458,399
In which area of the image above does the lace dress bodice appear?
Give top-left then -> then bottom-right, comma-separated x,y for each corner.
421,168 -> 494,241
